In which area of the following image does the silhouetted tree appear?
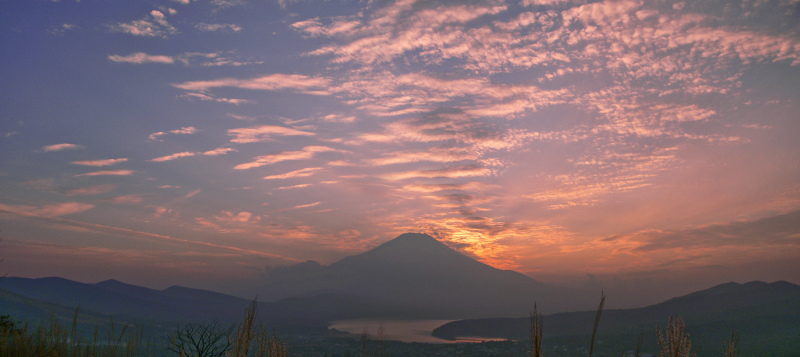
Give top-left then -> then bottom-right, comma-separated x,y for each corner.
166,321 -> 232,357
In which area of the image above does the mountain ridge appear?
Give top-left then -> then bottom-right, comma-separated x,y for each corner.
431,280 -> 800,340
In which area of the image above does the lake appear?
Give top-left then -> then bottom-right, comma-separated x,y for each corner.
328,319 -> 507,344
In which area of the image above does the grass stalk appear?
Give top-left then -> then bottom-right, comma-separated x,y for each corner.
589,290 -> 605,357
228,298 -> 258,357
723,331 -> 738,357
529,303 -> 543,357
656,315 -> 696,357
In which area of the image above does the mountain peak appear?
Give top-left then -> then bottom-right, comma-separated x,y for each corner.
384,233 -> 444,247
362,233 -> 454,259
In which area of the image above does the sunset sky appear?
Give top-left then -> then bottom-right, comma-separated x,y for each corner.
1,0 -> 799,306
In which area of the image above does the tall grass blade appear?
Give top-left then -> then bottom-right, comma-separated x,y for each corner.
656,315 -> 696,357
589,290 -> 605,357
723,331 -> 738,357
229,298 -> 258,357
529,303 -> 542,357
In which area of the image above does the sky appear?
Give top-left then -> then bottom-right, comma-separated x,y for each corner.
1,0 -> 799,306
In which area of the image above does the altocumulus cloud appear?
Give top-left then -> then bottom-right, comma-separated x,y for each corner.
40,143 -> 82,152
71,158 -> 128,167
108,52 -> 175,64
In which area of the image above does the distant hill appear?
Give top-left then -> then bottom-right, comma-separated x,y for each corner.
0,277 -> 328,337
252,233 -> 596,319
432,281 -> 800,356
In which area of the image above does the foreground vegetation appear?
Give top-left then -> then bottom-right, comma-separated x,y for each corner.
1,293 -> 763,357
0,300 -> 288,357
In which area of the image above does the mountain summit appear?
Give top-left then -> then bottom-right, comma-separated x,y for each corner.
256,233 -> 593,319
333,233 -> 481,269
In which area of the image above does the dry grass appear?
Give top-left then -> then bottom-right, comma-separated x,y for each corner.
226,298 -> 289,357
589,290 -> 605,357
656,315 -> 697,357
722,331 -> 738,357
0,311 -> 144,357
529,303 -> 542,357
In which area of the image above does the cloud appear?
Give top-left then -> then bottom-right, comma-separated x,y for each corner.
235,146 -> 339,170
149,152 -> 197,162
111,10 -> 177,38
381,165 -> 493,181
0,202 -> 95,217
110,195 -> 144,204
49,23 -> 78,35
41,143 -> 82,152
277,184 -> 312,190
65,184 -> 116,196
211,0 -> 245,8
108,52 -> 175,64
172,74 -> 332,97
227,125 -> 315,143
294,201 -> 322,209
203,147 -> 237,156
181,92 -> 249,104
71,158 -> 128,167
195,23 -> 242,32
0,206 -> 296,261
263,167 -> 322,180
301,2 -> 508,65
605,210 -> 800,253
369,147 -> 478,166
561,0 -> 641,26
321,114 -> 357,123
21,179 -> 56,191
76,170 -> 135,177
149,126 -> 198,141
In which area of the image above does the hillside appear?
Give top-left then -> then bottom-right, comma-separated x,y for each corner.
432,281 -> 800,356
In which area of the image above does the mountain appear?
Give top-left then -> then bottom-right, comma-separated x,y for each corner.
431,281 -> 800,356
0,277 -> 328,336
255,233 -> 595,319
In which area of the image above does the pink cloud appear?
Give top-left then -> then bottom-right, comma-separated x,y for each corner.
149,152 -> 197,162
111,195 -> 144,204
293,201 -> 322,209
149,126 -> 198,141
369,147 -> 478,166
111,10 -> 176,38
227,125 -> 315,143
263,167 -> 322,180
381,166 -> 493,181
41,143 -> 82,152
76,170 -> 135,177
203,147 -> 237,156
172,74 -> 331,95
0,202 -> 95,217
561,0 -> 641,26
71,158 -> 128,167
65,184 -> 116,196
235,146 -> 338,170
